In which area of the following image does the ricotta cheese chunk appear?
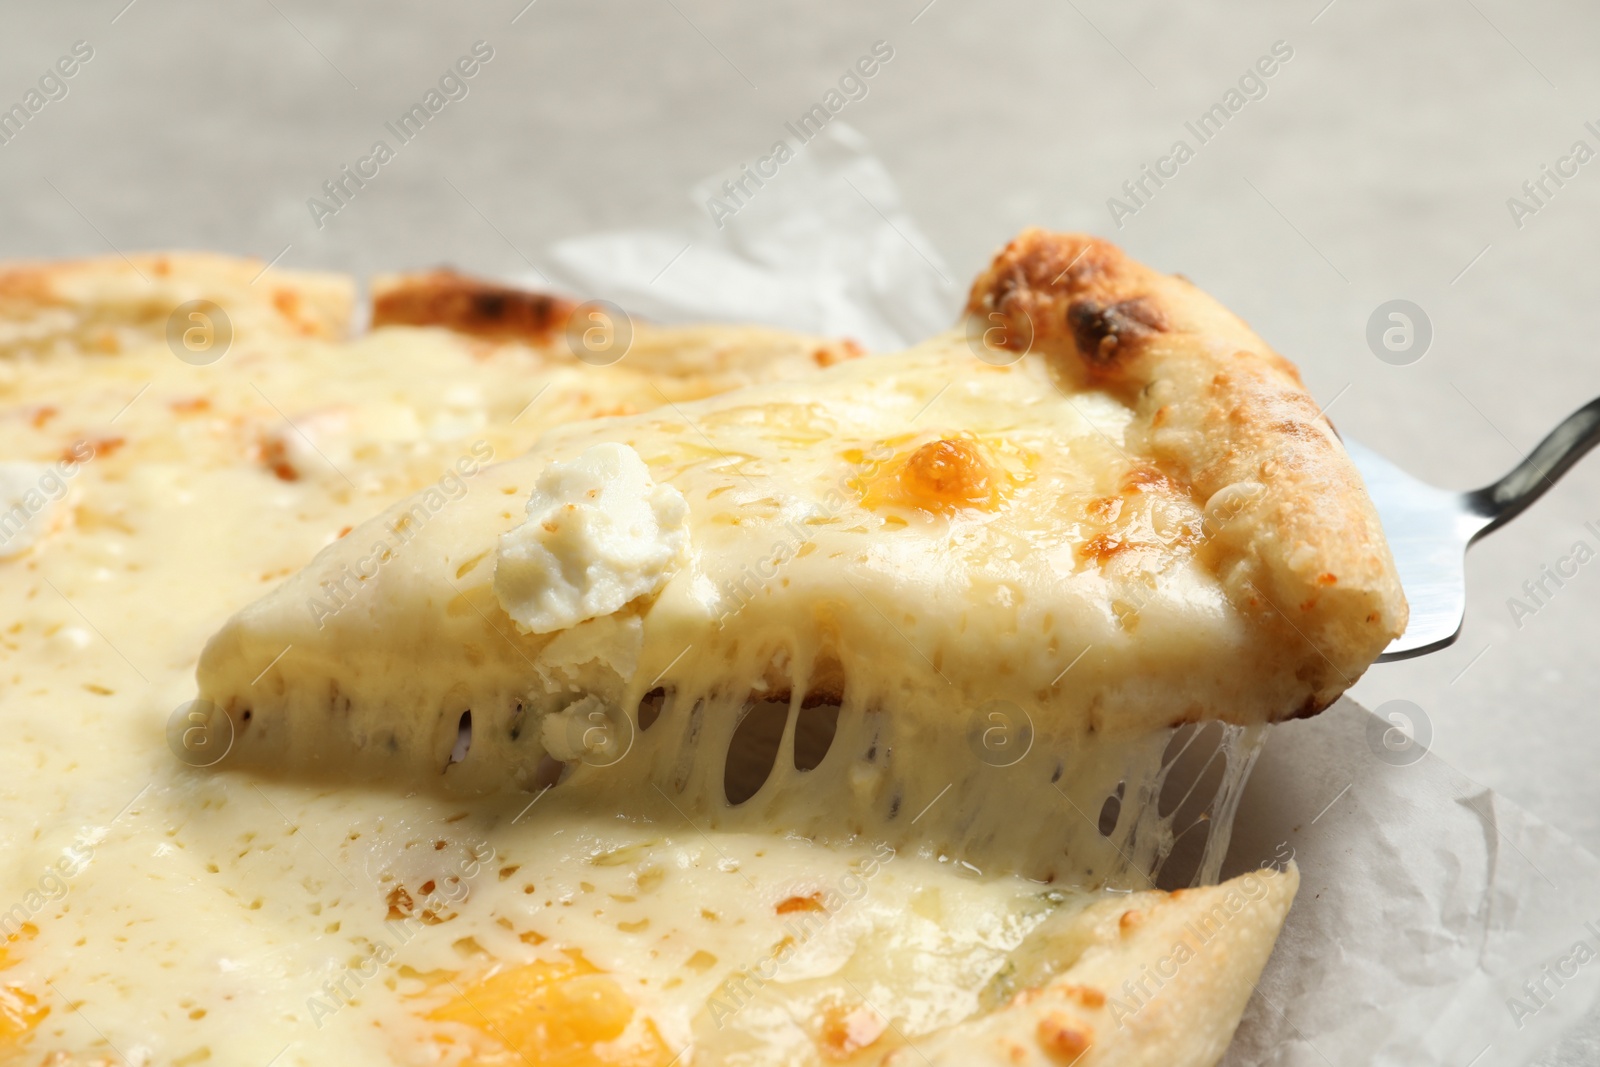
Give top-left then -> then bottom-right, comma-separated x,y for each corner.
494,442 -> 690,634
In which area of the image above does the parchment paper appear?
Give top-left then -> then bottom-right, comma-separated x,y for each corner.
518,123 -> 1600,1067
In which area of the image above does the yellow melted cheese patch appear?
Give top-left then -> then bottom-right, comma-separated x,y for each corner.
0,927 -> 46,1045
426,951 -> 672,1067
855,433 -> 1035,516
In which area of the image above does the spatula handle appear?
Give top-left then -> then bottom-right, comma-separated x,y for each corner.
1467,395 -> 1600,536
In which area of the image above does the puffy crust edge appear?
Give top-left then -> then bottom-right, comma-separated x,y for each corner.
968,230 -> 1406,714
370,269 -> 576,342
869,866 -> 1299,1067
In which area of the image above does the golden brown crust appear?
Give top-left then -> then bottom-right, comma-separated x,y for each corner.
370,270 -> 575,342
369,269 -> 864,398
969,230 -> 1406,714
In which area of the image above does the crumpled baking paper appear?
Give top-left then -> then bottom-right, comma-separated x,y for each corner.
539,122 -> 958,351
517,122 -> 1600,1067
1224,699 -> 1600,1067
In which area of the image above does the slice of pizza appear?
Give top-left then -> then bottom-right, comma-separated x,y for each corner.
197,229 -> 1404,835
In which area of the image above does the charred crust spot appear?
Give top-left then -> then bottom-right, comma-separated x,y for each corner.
1286,694 -> 1330,721
372,270 -> 576,343
472,290 -> 507,321
970,232 -> 1122,313
965,231 -> 1170,375
1067,297 -> 1167,367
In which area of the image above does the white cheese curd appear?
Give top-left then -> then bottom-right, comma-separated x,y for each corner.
494,442 -> 690,634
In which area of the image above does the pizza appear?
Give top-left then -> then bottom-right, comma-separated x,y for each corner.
0,233 -> 1404,1066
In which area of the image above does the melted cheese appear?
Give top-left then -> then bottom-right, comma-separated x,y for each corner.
197,332 -> 1264,889
0,306 -> 1270,1066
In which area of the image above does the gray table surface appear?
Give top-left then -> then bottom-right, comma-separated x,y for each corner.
4,2 -> 1598,1062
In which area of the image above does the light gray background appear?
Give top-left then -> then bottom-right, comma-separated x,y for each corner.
4,1 -> 1598,1061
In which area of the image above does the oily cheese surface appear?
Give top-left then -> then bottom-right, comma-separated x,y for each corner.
200,232 -> 1408,817
0,254 -> 913,1066
0,250 -> 1301,1067
201,331 -> 1349,805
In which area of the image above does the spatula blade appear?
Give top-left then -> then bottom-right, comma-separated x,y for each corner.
1343,439 -> 1490,662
